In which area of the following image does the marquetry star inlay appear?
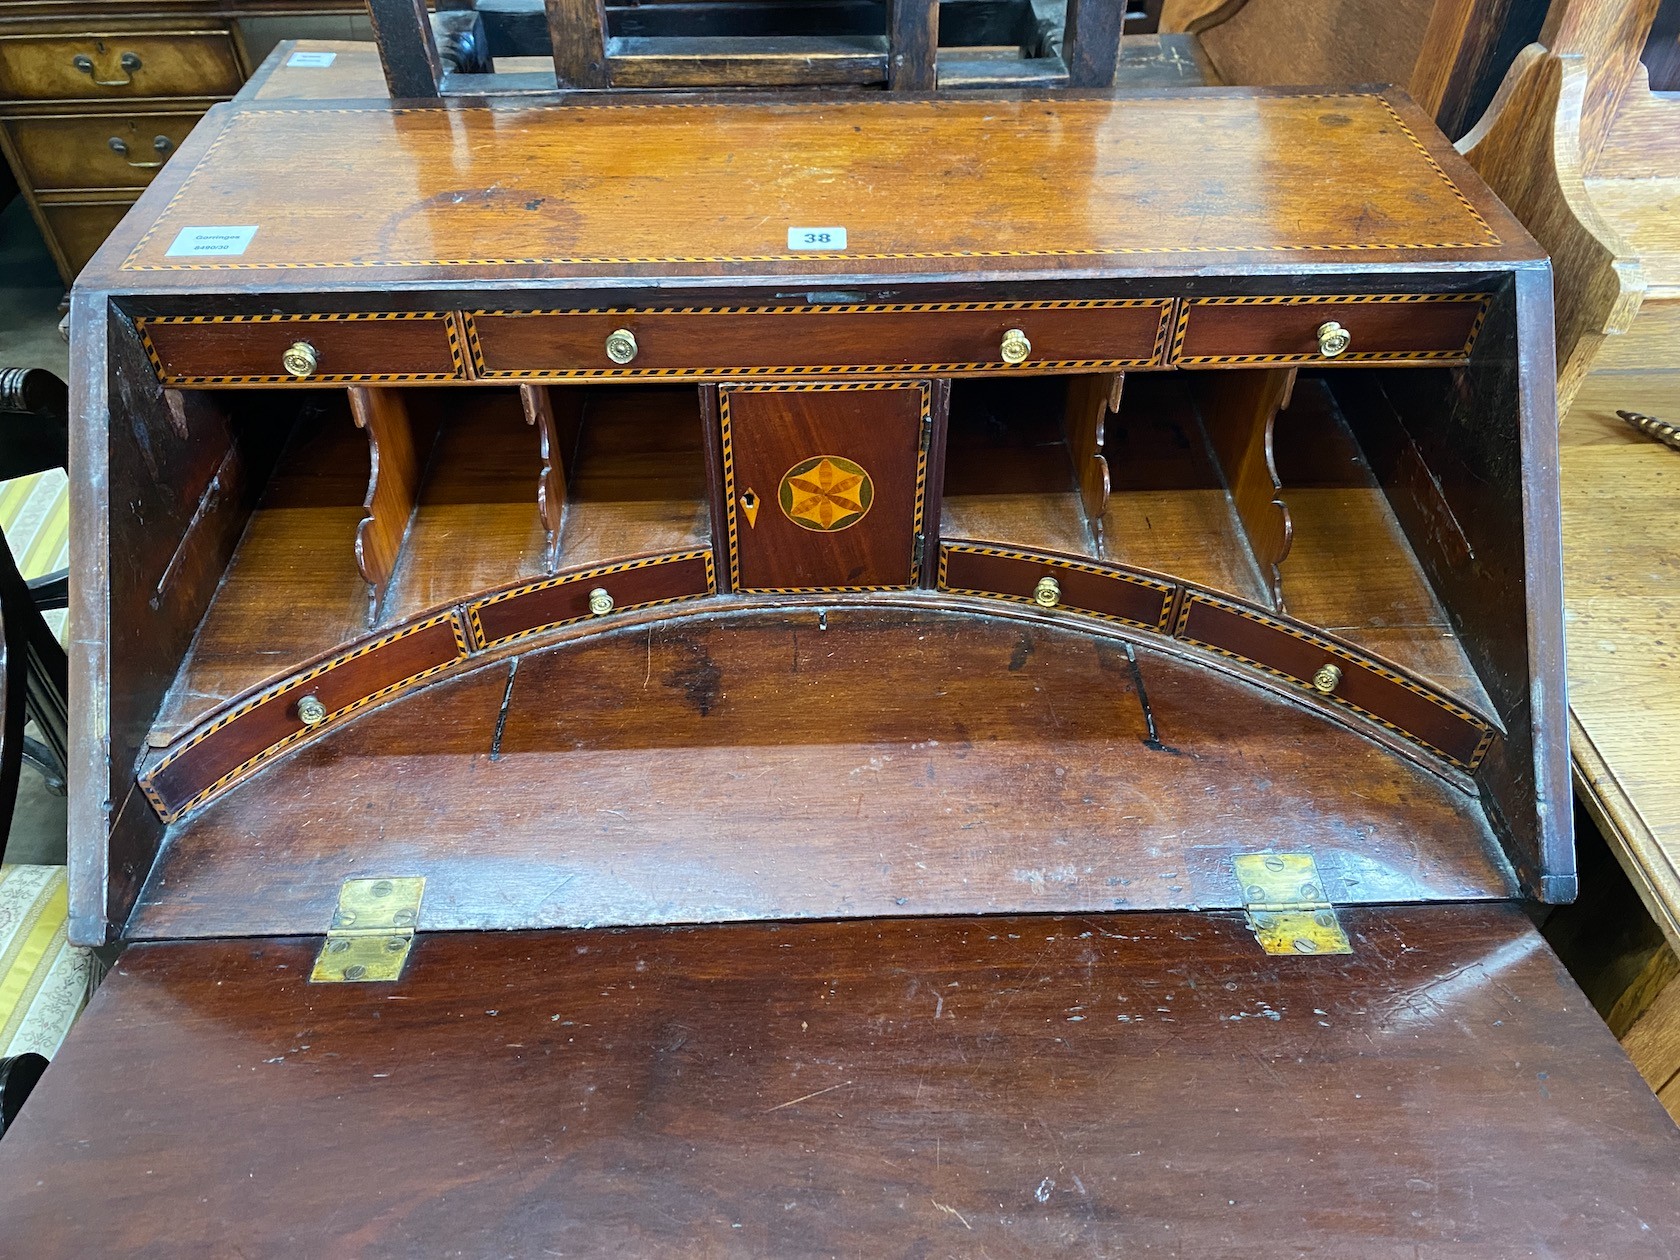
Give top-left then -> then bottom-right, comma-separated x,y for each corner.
778,455 -> 874,532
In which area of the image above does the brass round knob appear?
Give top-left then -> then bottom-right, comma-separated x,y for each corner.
281,340 -> 319,378
588,587 -> 614,616
297,694 -> 328,728
1033,575 -> 1061,608
604,328 -> 639,365
1311,663 -> 1343,695
1316,320 -> 1351,358
1000,328 -> 1032,365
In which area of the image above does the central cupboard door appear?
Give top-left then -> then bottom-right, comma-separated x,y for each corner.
720,381 -> 935,592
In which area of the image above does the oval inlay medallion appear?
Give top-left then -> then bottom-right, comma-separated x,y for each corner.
778,455 -> 874,532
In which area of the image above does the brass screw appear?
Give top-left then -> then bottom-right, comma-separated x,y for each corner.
385,938 -> 406,953
588,587 -> 614,616
1292,938 -> 1319,954
328,938 -> 351,954
344,964 -> 367,980
297,694 -> 328,728
1312,664 -> 1342,695
1033,575 -> 1061,608
371,880 -> 393,897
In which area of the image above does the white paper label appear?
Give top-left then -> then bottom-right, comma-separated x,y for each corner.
287,50 -> 338,67
165,225 -> 259,257
787,226 -> 847,251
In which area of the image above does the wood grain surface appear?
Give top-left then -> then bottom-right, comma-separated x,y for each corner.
126,606 -> 1512,940
95,88 -> 1535,285
4,905 -> 1679,1256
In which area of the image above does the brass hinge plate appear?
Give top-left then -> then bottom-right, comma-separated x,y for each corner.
1234,853 -> 1351,956
310,876 -> 426,983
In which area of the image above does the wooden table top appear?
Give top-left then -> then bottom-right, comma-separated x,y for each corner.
87,78 -> 1539,291
1564,301 -> 1680,951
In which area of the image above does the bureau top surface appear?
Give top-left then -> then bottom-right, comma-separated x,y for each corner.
87,86 -> 1541,293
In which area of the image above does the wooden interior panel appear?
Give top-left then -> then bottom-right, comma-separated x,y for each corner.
349,386 -> 433,611
6,907 -> 1680,1256
127,607 -> 1512,940
1190,367 -> 1295,607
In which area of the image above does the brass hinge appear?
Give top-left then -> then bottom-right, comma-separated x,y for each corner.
1233,853 -> 1351,956
310,876 -> 426,983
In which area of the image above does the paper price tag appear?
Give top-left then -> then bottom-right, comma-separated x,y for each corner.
287,50 -> 337,67
787,227 -> 847,251
165,226 -> 259,257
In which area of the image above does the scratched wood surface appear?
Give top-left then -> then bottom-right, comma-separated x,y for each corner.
4,905 -> 1679,1256
92,87 -> 1536,286
125,606 -> 1512,940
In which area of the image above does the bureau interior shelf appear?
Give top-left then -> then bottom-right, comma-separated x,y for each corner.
148,383 -> 711,742
940,371 -> 1494,711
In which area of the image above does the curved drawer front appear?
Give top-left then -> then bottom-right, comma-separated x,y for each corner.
138,314 -> 465,385
0,32 -> 243,102
938,542 -> 1176,632
1174,591 -> 1495,768
466,301 -> 1174,379
467,551 -> 717,650
140,612 -> 471,822
1171,294 -> 1489,365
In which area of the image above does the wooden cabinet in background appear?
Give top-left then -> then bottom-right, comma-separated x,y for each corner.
0,3 -> 373,284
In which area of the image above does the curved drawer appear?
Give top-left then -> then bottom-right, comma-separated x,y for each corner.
137,313 -> 466,385
938,542 -> 1176,632
1171,294 -> 1489,365
140,612 -> 471,822
466,301 -> 1174,379
1174,590 -> 1495,769
468,551 -> 717,650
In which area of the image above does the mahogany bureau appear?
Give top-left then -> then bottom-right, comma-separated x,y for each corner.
0,84 -> 1677,1254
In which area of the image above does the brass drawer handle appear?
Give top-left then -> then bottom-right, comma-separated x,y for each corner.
1000,327 -> 1032,365
73,51 -> 141,87
108,135 -> 172,169
281,341 -> 319,378
297,694 -> 328,728
604,328 -> 639,364
1316,320 -> 1351,358
588,587 -> 614,616
1033,575 -> 1061,608
1312,663 -> 1342,695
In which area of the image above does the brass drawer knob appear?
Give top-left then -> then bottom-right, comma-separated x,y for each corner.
1316,320 -> 1351,358
1033,575 -> 1061,608
604,328 -> 639,364
297,694 -> 328,728
1311,663 -> 1343,695
588,587 -> 614,616
1000,327 -> 1032,365
281,341 -> 319,378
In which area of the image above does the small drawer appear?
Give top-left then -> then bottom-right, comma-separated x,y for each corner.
468,550 -> 717,650
1173,591 -> 1495,769
939,542 -> 1176,632
1172,295 -> 1488,365
5,112 -> 202,191
0,32 -> 243,102
137,314 -> 466,386
140,612 -> 471,822
39,195 -> 134,277
466,301 -> 1173,379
